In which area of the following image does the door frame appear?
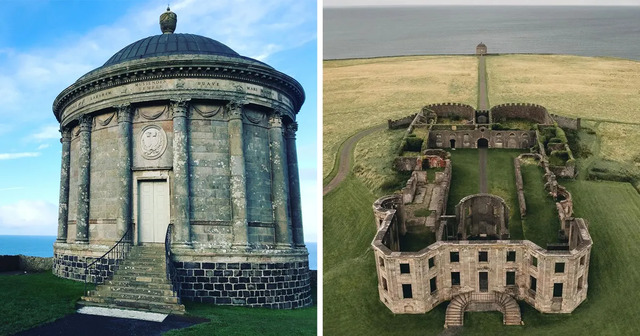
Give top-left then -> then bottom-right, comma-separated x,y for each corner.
132,170 -> 172,245
479,271 -> 489,293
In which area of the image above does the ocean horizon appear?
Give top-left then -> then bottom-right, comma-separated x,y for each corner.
324,6 -> 640,60
0,235 -> 318,270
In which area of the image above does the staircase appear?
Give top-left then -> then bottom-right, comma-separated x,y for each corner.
444,292 -> 471,327
444,291 -> 522,328
78,244 -> 185,314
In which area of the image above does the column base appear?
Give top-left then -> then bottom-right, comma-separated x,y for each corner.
75,239 -> 88,244
56,237 -> 67,243
276,243 -> 293,250
171,242 -> 193,249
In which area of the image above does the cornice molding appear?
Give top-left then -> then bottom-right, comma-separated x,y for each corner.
53,58 -> 305,121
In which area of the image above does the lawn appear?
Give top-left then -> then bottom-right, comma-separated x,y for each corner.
446,149 -> 480,214
520,163 -> 561,247
0,272 -> 316,335
324,56 -> 478,179
324,171 -> 640,335
0,272 -> 86,335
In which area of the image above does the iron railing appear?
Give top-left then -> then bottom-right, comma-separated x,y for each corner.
165,224 -> 181,302
84,227 -> 132,295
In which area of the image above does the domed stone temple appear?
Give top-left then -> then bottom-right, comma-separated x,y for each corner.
52,8 -> 311,310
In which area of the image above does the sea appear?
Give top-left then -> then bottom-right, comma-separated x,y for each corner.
0,235 -> 318,270
324,6 -> 640,60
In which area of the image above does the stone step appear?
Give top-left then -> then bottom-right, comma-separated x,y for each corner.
120,264 -> 166,272
89,290 -> 179,304
105,279 -> 174,290
112,274 -> 171,284
113,268 -> 167,276
79,296 -> 185,314
99,285 -> 176,297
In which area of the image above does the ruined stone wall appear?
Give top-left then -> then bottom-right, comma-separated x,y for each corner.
188,108 -> 233,247
424,103 -> 475,120
429,130 -> 535,149
552,114 -> 581,130
373,238 -> 590,315
389,114 -> 417,129
243,112 -> 275,244
490,103 -> 553,125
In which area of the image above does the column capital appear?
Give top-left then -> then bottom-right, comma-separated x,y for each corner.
170,98 -> 191,118
269,112 -> 283,128
284,122 -> 298,139
116,104 -> 133,123
60,127 -> 72,143
78,115 -> 92,133
226,99 -> 245,120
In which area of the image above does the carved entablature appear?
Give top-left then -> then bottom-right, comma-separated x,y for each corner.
93,112 -> 117,130
54,63 -> 303,128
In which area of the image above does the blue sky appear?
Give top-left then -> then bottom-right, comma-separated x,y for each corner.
0,0 -> 318,242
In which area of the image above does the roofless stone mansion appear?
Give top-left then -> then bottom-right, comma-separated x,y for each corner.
52,8 -> 311,311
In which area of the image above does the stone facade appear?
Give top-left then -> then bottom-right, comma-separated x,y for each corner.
52,14 -> 310,308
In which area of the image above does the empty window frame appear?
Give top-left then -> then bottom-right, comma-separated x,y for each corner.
506,271 -> 516,286
379,257 -> 385,267
450,251 -> 460,263
382,277 -> 388,291
402,284 -> 413,299
530,276 -> 537,292
555,262 -> 565,273
428,257 -> 435,269
553,283 -> 563,298
506,250 -> 516,262
400,263 -> 410,274
451,272 -> 460,286
531,256 -> 538,267
479,251 -> 488,262
430,277 -> 438,294
578,276 -> 583,291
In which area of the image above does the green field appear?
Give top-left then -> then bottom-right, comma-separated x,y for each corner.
0,272 -> 316,335
324,170 -> 640,335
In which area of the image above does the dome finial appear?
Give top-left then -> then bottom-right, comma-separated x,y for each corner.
160,6 -> 177,34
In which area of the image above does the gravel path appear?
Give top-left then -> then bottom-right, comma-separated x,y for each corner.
323,124 -> 386,195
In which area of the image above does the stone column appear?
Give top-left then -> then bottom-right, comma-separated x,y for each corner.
285,122 -> 305,247
171,99 -> 192,247
76,115 -> 92,243
270,112 -> 292,248
56,127 -> 72,242
116,104 -> 133,241
227,99 -> 249,248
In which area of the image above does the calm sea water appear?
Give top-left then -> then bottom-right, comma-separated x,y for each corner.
324,6 -> 640,60
0,235 -> 318,270
0,235 -> 56,257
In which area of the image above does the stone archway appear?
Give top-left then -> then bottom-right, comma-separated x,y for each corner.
477,138 -> 489,148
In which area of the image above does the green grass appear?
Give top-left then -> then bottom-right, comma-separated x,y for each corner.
166,303 -> 317,336
521,164 -> 561,246
354,128 -> 406,193
0,272 -> 86,335
486,149 -> 526,239
446,149 -> 480,214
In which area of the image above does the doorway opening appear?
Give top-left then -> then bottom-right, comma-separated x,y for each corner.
477,138 -> 489,148
138,180 -> 170,244
479,272 -> 489,292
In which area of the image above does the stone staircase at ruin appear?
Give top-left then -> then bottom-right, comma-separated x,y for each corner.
78,245 -> 185,314
444,292 -> 521,328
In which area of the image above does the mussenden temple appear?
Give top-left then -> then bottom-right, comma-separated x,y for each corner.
52,8 -> 311,312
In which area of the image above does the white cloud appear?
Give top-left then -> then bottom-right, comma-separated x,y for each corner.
0,152 -> 40,160
28,125 -> 59,141
37,143 -> 50,150
0,200 -> 57,235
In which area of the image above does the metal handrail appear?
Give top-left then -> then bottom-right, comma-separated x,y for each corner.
165,224 -> 181,302
84,227 -> 132,295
